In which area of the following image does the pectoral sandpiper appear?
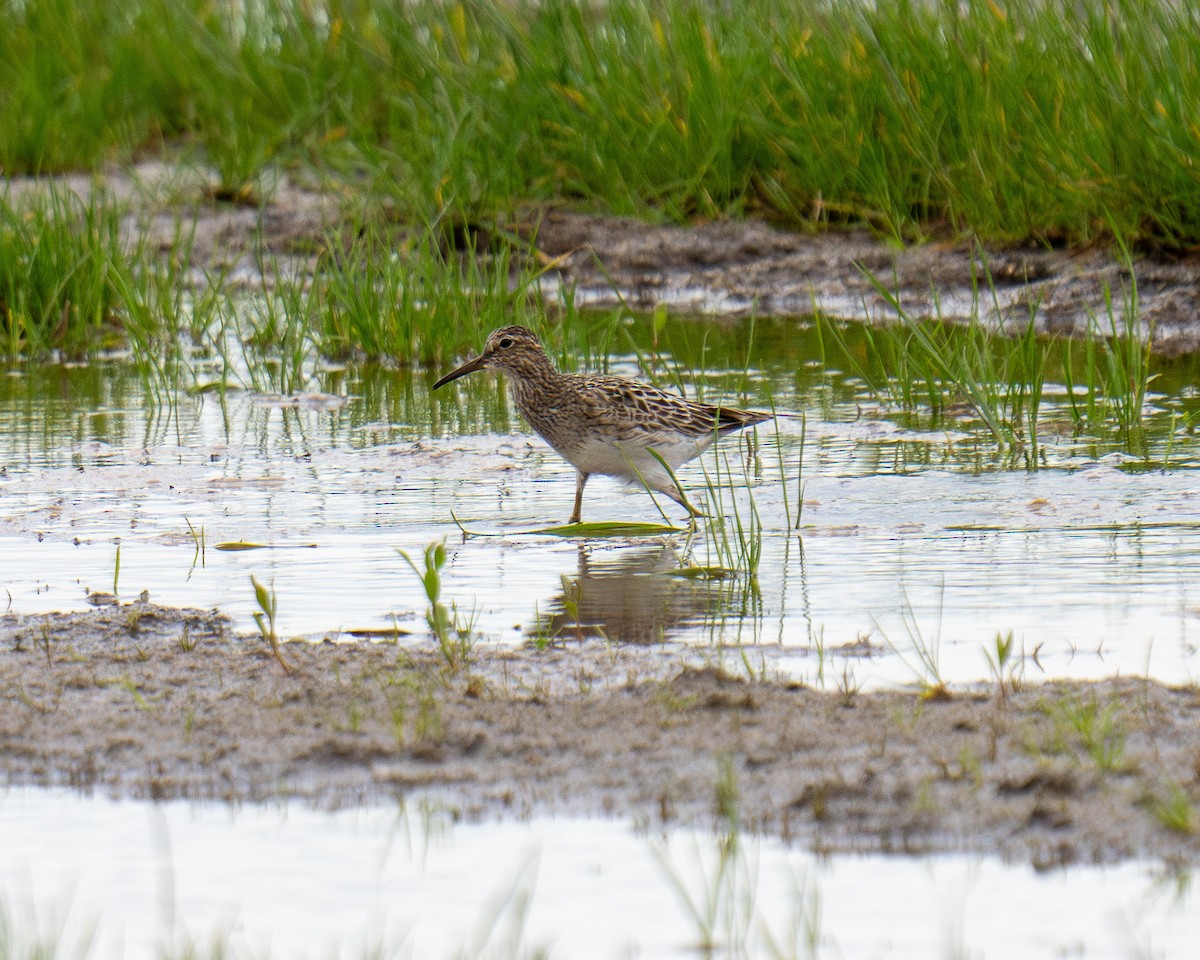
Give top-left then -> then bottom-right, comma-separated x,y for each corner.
432,325 -> 772,523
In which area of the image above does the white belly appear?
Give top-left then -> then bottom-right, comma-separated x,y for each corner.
556,433 -> 715,489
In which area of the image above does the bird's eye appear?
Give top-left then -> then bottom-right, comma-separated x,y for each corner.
498,338 -> 514,349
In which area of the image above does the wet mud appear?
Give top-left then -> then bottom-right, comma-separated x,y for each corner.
530,212 -> 1200,354
3,601 -> 1199,868
11,163 -> 1200,353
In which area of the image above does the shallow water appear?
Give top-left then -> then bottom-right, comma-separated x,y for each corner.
3,317 -> 1200,957
0,788 -> 1193,959
2,318 -> 1200,687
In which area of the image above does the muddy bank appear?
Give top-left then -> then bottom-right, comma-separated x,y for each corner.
530,212 -> 1200,355
11,163 -> 1200,354
3,601 -> 1198,867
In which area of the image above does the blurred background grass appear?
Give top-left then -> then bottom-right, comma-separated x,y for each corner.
2,0 -> 1197,248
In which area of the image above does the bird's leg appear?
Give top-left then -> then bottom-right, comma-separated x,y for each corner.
570,470 -> 589,524
660,483 -> 707,521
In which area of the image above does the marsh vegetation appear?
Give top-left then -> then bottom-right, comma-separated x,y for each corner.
2,1 -> 1200,952
4,0 -> 1199,247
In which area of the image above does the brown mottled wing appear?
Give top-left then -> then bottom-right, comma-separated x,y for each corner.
575,376 -> 770,441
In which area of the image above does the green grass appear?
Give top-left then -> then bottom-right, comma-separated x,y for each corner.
699,447 -> 765,584
875,589 -> 949,701
2,0 -> 1196,377
822,248 -> 1158,466
311,225 -> 546,366
1061,239 -> 1155,442
0,189 -> 131,358
10,207 -> 564,387
0,189 -> 224,376
3,0 -> 1200,247
1146,784 -> 1197,835
399,539 -> 478,672
1035,692 -> 1129,774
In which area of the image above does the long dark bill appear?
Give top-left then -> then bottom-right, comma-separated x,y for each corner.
431,353 -> 487,390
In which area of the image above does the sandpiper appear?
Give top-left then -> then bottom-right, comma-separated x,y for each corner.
432,325 -> 772,523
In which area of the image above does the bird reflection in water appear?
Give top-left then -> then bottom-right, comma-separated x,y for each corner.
534,543 -> 735,645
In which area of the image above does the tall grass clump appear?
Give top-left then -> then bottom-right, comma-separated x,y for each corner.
0,189 -> 221,378
114,226 -> 228,400
313,225 -> 548,366
235,280 -> 321,396
0,0 -> 151,172
0,190 -> 132,358
827,288 -> 1051,466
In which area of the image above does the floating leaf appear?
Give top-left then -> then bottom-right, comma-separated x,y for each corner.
527,521 -> 686,537
450,512 -> 685,538
667,565 -> 733,580
188,380 -> 237,395
537,521 -> 683,537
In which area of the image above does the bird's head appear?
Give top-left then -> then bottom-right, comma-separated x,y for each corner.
431,325 -> 551,388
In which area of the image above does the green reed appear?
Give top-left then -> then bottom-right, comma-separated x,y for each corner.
1061,240 -> 1155,442
238,277 -> 320,396
825,247 -> 1156,466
